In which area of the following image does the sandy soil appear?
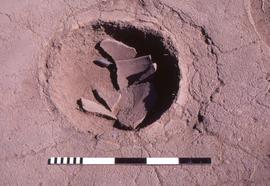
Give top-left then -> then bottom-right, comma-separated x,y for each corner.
0,0 -> 270,185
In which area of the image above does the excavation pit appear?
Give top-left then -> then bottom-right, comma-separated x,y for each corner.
44,21 -> 181,131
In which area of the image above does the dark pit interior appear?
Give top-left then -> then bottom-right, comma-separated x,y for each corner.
92,21 -> 181,129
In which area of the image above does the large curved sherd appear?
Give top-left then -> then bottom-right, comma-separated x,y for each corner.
117,82 -> 157,129
100,38 -> 137,60
91,88 -> 121,114
116,55 -> 156,89
78,98 -> 117,120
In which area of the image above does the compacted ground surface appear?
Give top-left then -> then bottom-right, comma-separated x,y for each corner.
0,0 -> 270,185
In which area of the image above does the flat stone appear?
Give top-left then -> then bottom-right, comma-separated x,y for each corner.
117,82 -> 157,129
100,38 -> 137,60
78,97 -> 117,120
116,55 -> 156,89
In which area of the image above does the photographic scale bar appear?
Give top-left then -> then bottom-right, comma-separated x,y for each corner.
48,157 -> 211,165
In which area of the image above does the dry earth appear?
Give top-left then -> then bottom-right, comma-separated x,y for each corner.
0,0 -> 270,185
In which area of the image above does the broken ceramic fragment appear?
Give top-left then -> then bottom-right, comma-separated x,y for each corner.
116,82 -> 157,129
115,55 -> 156,89
94,58 -> 113,67
100,38 -> 137,60
78,97 -> 117,120
91,88 -> 121,114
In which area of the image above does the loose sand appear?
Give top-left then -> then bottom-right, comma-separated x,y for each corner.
0,0 -> 270,185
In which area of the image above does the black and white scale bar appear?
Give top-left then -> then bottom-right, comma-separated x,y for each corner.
48,157 -> 211,165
